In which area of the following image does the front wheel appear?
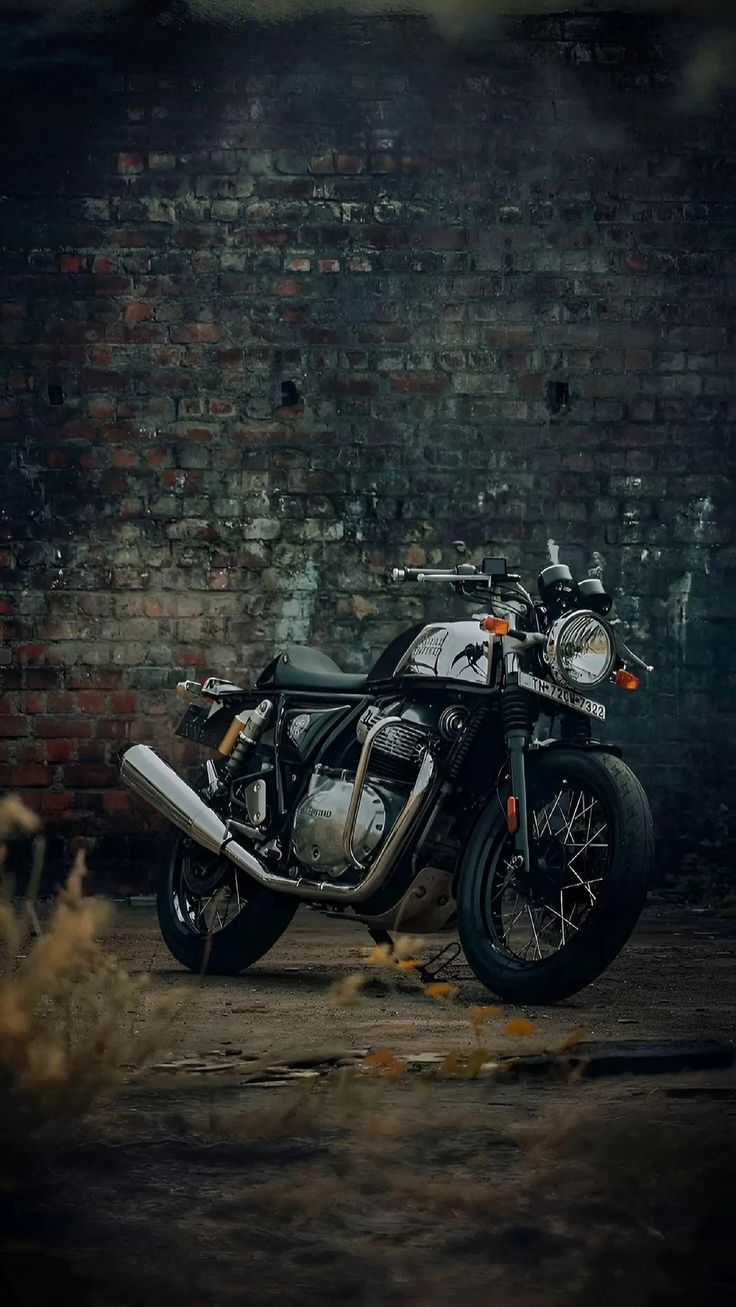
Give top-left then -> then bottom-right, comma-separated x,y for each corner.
157,835 -> 298,975
456,748 -> 653,1004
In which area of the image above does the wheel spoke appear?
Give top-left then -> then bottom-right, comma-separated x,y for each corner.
488,776 -> 609,966
175,854 -> 249,938
544,900 -> 580,936
561,876 -> 603,892
563,865 -> 602,903
526,906 -> 543,960
535,790 -> 565,838
561,789 -> 585,843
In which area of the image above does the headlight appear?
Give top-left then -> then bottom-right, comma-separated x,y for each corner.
545,610 -> 615,690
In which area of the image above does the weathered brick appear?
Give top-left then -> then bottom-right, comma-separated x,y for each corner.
117,152 -> 144,174
123,302 -> 152,325
0,12 -> 732,887
170,323 -> 224,343
336,153 -> 365,175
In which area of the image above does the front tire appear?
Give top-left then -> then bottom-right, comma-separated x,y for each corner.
456,748 -> 653,1004
157,836 -> 298,975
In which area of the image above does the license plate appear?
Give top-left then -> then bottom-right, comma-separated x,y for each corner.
517,671 -> 606,721
175,704 -> 211,742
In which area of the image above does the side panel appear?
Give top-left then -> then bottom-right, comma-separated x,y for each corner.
393,622 -> 495,685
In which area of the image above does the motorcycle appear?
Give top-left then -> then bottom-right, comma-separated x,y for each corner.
120,553 -> 654,1002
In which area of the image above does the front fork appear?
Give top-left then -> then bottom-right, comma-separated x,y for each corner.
502,644 -> 534,875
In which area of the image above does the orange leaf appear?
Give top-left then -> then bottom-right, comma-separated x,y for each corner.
362,1049 -> 406,1079
468,1004 -> 502,1027
424,982 -> 454,1000
363,1048 -> 394,1067
556,1024 -> 589,1053
503,1017 -> 535,1038
438,1050 -> 462,1077
397,958 -> 423,972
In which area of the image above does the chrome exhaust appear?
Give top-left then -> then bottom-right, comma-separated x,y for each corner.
120,744 -> 437,905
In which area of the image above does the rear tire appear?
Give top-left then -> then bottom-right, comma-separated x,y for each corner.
456,748 -> 653,1004
157,836 -> 298,975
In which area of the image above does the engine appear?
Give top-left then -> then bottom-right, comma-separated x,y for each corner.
290,704 -> 441,879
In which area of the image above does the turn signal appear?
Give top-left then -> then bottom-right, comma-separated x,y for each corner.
482,616 -> 510,635
506,795 -> 520,834
615,668 -> 640,691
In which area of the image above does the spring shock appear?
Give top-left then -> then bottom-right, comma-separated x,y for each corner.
226,700 -> 273,776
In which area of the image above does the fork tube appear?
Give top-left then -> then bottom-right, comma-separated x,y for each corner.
506,730 -> 531,871
502,648 -> 534,873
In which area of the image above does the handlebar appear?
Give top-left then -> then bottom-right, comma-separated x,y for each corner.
391,565 -> 482,583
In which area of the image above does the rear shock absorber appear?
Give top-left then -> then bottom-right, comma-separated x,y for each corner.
501,687 -> 535,871
219,700 -> 273,777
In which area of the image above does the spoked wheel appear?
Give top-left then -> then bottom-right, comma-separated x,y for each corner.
490,784 -> 609,964
172,843 -> 249,938
457,748 -> 653,1003
157,835 -> 298,975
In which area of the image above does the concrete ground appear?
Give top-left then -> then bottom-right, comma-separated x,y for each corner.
3,904 -> 735,1307
110,901 -> 736,1062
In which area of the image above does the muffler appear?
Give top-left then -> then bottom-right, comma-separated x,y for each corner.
120,743 -> 437,905
120,744 -> 267,879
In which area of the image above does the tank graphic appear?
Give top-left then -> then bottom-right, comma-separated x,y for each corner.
393,622 -> 494,685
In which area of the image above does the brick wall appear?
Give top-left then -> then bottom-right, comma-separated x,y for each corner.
1,12 -> 734,890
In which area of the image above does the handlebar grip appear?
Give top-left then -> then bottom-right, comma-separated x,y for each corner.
390,566 -> 456,582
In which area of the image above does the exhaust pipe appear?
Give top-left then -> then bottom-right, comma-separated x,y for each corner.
120,744 -> 436,905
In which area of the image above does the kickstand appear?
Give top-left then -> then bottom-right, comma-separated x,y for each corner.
366,928 -> 466,985
367,927 -> 393,955
415,940 -> 464,984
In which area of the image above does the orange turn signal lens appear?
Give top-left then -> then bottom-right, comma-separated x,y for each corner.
615,669 -> 640,691
482,616 -> 510,635
506,796 -> 520,834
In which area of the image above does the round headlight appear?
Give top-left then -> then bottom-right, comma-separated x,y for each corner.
545,610 -> 615,690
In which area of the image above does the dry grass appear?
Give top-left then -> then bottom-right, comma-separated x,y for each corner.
196,1067 -> 735,1306
0,797 -> 177,1143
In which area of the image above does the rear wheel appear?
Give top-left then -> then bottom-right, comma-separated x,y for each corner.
157,835 -> 298,975
456,748 -> 653,1003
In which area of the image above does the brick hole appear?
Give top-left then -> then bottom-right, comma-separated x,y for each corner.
546,380 -> 570,415
280,379 -> 301,406
48,384 -> 65,406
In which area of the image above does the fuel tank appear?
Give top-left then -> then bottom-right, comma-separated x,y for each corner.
393,622 -> 495,685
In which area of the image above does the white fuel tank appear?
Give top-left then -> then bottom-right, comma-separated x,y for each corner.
393,622 -> 494,685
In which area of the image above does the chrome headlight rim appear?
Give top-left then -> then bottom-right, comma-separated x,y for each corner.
545,609 -> 616,690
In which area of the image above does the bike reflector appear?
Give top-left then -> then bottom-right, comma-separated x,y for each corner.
615,668 -> 640,691
506,795 -> 520,834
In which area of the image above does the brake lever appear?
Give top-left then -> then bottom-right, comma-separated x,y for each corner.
614,632 -> 653,674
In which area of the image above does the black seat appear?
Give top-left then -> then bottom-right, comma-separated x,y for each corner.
256,645 -> 367,692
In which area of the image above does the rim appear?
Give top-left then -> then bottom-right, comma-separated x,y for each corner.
484,781 -> 610,964
171,841 -> 249,937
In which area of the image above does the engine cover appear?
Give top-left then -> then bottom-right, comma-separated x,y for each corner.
292,769 -> 392,878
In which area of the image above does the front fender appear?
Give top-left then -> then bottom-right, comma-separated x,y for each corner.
532,739 -> 623,759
